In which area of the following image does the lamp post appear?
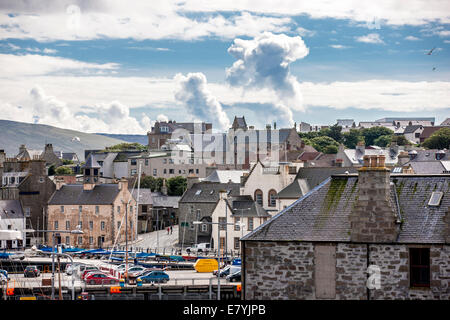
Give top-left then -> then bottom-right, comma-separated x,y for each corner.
33,226 -> 83,300
193,220 -> 239,301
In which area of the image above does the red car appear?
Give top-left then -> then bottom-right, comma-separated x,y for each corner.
84,272 -> 119,285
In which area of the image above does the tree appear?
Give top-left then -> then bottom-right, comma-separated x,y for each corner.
326,124 -> 343,143
343,129 -> 364,149
140,176 -> 163,191
391,135 -> 412,146
309,136 -> 339,154
361,127 -> 394,146
373,135 -> 392,147
55,166 -> 73,175
103,142 -> 147,152
422,128 -> 450,149
167,176 -> 187,196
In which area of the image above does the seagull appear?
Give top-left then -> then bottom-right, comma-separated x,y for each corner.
432,67 -> 437,71
71,136 -> 80,142
426,47 -> 436,55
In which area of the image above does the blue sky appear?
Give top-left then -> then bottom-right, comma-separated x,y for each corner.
0,1 -> 449,133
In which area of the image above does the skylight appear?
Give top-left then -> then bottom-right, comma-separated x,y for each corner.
195,190 -> 202,195
428,192 -> 443,207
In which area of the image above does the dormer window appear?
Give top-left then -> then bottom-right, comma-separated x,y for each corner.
160,126 -> 169,133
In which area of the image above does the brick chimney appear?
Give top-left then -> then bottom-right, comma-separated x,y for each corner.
350,154 -> 399,242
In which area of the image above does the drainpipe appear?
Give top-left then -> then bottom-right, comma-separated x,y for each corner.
366,243 -> 370,301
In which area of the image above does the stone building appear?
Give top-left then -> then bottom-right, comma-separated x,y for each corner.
178,181 -> 240,247
46,161 -> 136,248
241,155 -> 450,300
1,158 -> 56,246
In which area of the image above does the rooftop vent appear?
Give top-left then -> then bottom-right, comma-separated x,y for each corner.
428,191 -> 443,207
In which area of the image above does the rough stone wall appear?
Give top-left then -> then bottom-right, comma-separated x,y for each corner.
244,241 -> 450,300
335,243 -> 367,300
244,241 -> 315,300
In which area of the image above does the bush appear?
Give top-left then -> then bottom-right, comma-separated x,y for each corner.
422,128 -> 450,149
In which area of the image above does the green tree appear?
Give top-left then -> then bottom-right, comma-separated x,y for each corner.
361,127 -> 394,146
373,135 -> 392,147
55,166 -> 73,175
167,176 -> 187,196
103,142 -> 147,152
62,159 -> 74,165
140,176 -> 164,191
391,135 -> 412,146
343,129 -> 364,149
309,136 -> 339,154
326,124 -> 343,143
422,128 -> 450,149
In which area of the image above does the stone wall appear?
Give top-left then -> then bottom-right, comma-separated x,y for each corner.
243,241 -> 450,300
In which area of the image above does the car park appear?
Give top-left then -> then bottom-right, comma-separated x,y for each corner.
137,270 -> 169,284
24,265 -> 40,278
81,266 -> 100,280
125,266 -> 148,278
226,270 -> 241,282
77,264 -> 97,278
84,272 -> 119,285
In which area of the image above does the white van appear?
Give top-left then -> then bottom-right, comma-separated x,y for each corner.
186,243 -> 210,254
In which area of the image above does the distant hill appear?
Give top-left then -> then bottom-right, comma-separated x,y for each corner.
96,133 -> 148,145
0,120 -> 128,161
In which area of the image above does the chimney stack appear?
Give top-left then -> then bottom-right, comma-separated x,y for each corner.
350,154 -> 399,242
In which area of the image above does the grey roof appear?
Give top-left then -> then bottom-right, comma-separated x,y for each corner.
441,118 -> 450,126
0,200 -> 24,219
276,179 -> 310,199
336,119 -> 355,127
233,116 -> 247,129
403,125 -> 423,134
243,174 -> 450,243
84,153 -> 101,168
48,184 -> 120,205
179,182 -> 240,203
294,166 -> 358,191
132,189 -> 153,205
228,195 -> 270,217
152,193 -> 180,208
410,161 -> 447,174
204,170 -> 247,183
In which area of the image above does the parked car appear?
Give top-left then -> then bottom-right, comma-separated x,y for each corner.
81,266 -> 100,280
77,264 -> 97,278
84,272 -> 119,285
137,270 -> 169,284
212,265 -> 231,277
24,265 -> 40,277
0,273 -> 7,285
116,263 -> 134,272
65,263 -> 84,275
226,270 -> 241,282
186,243 -> 210,254
0,269 -> 9,280
125,266 -> 148,278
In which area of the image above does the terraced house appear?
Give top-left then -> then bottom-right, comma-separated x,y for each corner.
242,154 -> 450,300
46,160 -> 136,248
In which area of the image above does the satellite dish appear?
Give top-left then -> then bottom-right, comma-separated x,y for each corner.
71,136 -> 80,142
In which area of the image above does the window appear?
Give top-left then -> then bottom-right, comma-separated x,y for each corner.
66,221 -> 70,230
169,158 -> 174,164
163,159 -> 167,164
131,169 -> 137,175
60,206 -> 64,213
78,236 -> 83,245
78,206 -> 82,214
169,169 -> 174,174
153,169 -> 157,176
54,221 -> 58,230
101,221 -> 105,231
410,248 -> 430,287
89,221 -> 93,230
145,159 -> 149,166
163,169 -> 167,174
234,217 -> 240,231
196,169 -> 199,174
117,222 -> 121,230
247,218 -> 254,231
428,192 -> 443,207
189,169 -> 194,174
89,237 -> 93,245
117,206 -> 121,214
268,189 -> 277,207
25,207 -> 31,217
78,221 -> 82,229
254,190 -> 263,206
219,217 -> 226,230
195,190 -> 202,196
234,237 -> 240,250
65,236 -> 70,245
201,224 -> 208,232
95,206 -> 99,214
142,205 -> 148,213
160,126 -> 169,133
131,159 -> 137,165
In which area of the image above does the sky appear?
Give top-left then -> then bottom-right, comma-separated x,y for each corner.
0,0 -> 449,134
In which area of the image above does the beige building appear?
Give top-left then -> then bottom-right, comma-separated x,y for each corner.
47,159 -> 136,248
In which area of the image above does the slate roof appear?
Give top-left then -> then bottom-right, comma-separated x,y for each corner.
410,161 -> 447,174
243,174 -> 450,243
179,182 -> 240,203
228,195 -> 270,217
0,200 -> 24,219
276,179 -> 310,199
403,125 -> 423,134
48,184 -> 120,205
204,170 -> 247,183
441,118 -> 450,126
152,193 -> 180,208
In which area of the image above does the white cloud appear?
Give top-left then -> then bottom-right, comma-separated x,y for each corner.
174,72 -> 231,131
0,53 -> 118,77
156,114 -> 169,122
404,35 -> 421,41
226,32 -> 308,111
329,44 -> 350,49
296,27 -> 316,37
355,33 -> 385,44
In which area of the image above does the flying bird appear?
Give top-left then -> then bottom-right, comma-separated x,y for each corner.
426,47 -> 436,55
432,67 -> 437,71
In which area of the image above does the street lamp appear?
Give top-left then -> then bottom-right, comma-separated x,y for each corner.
33,226 -> 83,300
193,220 -> 239,301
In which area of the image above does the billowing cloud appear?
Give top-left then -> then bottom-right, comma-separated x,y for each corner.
157,114 -> 169,122
355,33 -> 385,44
174,72 -> 231,131
226,32 -> 308,111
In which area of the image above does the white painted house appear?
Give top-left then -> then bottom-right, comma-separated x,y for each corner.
0,200 -> 25,249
